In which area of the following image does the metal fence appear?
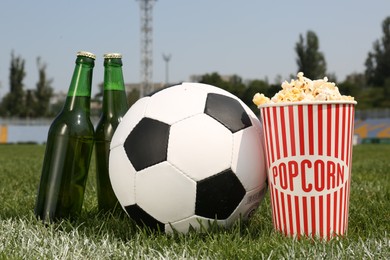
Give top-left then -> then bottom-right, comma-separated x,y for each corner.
1,109 -> 390,144
0,117 -> 100,126
0,117 -> 100,144
355,108 -> 390,120
2,109 -> 390,125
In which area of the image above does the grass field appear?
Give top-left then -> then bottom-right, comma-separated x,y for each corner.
0,144 -> 389,259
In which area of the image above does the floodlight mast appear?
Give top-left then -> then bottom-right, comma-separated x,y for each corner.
162,53 -> 171,85
137,0 -> 156,97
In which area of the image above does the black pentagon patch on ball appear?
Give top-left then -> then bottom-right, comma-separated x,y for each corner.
124,117 -> 170,171
195,169 -> 246,220
204,93 -> 252,133
124,204 -> 165,232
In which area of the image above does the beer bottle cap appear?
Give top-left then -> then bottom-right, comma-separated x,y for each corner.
104,53 -> 122,59
77,51 -> 96,60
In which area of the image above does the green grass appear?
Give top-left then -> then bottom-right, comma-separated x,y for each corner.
0,144 -> 389,259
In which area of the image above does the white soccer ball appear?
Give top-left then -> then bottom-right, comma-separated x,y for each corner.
109,82 -> 267,233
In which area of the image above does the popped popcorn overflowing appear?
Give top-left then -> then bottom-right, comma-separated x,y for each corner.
252,72 -> 355,106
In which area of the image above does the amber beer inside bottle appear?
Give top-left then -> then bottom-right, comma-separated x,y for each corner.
35,51 -> 95,221
95,53 -> 129,211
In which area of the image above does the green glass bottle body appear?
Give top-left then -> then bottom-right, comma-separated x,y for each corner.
95,53 -> 129,212
35,51 -> 96,222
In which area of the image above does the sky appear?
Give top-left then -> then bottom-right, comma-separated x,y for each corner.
1,0 -> 390,98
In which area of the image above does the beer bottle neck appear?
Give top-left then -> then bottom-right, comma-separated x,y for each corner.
103,58 -> 126,92
64,56 -> 94,112
102,58 -> 128,116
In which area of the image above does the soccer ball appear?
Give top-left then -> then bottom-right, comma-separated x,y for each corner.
109,82 -> 267,233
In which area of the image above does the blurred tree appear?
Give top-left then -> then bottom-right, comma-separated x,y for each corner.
344,72 -> 366,88
0,51 -> 26,117
338,81 -> 361,100
200,72 -> 249,106
339,72 -> 364,107
266,84 -> 281,100
127,88 -> 140,108
295,30 -> 327,79
365,16 -> 390,87
381,78 -> 390,107
34,57 -> 53,117
24,89 -> 37,118
244,79 -> 269,112
199,72 -> 228,90
226,74 -> 246,98
94,82 -> 103,101
199,72 -> 247,97
91,82 -> 104,118
326,72 -> 338,83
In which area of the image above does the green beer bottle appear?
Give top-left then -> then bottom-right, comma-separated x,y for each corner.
35,51 -> 96,222
95,53 -> 129,212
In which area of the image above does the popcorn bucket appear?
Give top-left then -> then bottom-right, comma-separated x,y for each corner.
259,101 -> 356,239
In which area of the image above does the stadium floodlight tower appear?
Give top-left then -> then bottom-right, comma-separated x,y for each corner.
162,53 -> 171,85
137,0 -> 157,97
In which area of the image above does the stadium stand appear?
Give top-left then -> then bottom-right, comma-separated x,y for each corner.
354,118 -> 390,144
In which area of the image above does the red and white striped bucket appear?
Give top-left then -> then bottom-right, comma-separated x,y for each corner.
259,101 -> 356,239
